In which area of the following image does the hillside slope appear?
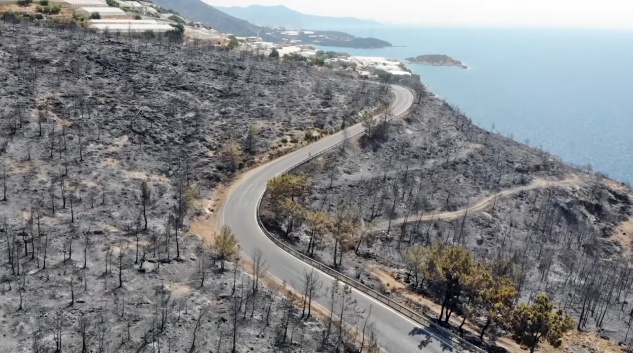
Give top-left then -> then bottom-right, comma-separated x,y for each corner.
152,0 -> 261,36
0,20 -> 385,352
151,0 -> 392,48
216,4 -> 380,30
261,86 -> 633,349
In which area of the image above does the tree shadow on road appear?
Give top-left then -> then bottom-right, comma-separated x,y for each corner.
409,326 -> 454,352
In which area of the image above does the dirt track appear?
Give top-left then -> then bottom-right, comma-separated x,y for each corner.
379,175 -> 587,229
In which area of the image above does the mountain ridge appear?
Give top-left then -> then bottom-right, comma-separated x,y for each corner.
152,0 -> 261,36
214,4 -> 381,30
151,0 -> 392,48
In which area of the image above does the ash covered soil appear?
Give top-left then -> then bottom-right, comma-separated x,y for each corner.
0,20 -> 386,352
262,89 -> 633,348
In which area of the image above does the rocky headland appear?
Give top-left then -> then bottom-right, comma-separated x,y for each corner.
406,54 -> 468,69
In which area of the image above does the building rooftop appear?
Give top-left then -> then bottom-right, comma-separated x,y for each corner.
90,23 -> 175,32
89,19 -> 158,25
57,0 -> 108,6
77,6 -> 127,14
115,0 -> 142,8
280,30 -> 300,36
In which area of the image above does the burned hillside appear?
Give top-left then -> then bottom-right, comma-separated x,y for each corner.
0,20 -> 385,352
262,90 -> 633,348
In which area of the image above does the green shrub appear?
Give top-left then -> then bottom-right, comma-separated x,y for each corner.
39,0 -> 49,5
90,11 -> 101,19
168,14 -> 186,25
1,11 -> 23,22
37,4 -> 61,14
226,36 -> 240,50
269,48 -> 280,59
105,0 -> 118,7
142,30 -> 155,39
134,14 -> 142,20
282,53 -> 307,62
17,0 -> 33,6
311,57 -> 326,66
169,22 -> 184,33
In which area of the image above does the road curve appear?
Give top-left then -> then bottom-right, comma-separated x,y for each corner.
221,85 -> 453,352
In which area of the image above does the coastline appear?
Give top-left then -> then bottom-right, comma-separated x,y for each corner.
400,65 -> 630,191
407,61 -> 470,69
245,22 -> 633,185
405,54 -> 469,69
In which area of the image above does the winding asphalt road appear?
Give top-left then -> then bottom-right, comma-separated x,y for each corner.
221,85 -> 455,352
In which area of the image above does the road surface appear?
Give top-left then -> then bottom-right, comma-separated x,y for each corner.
221,85 -> 456,352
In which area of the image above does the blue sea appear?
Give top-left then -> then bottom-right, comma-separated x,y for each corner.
319,26 -> 633,183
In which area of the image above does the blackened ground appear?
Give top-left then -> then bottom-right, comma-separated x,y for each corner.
0,20 -> 385,352
263,91 -> 633,347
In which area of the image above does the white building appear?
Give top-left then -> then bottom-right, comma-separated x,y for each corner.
88,19 -> 175,32
334,56 -> 412,77
188,28 -> 228,43
55,0 -> 108,7
90,23 -> 175,33
277,45 -> 318,57
75,6 -> 126,18
115,0 -> 142,9
280,30 -> 300,36
143,6 -> 157,15
235,36 -> 262,43
89,19 -> 158,25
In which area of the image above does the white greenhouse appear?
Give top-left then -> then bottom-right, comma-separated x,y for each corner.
88,19 -> 176,33
56,0 -> 108,7
75,6 -> 126,18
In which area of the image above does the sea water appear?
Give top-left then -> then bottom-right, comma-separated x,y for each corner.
319,26 -> 633,183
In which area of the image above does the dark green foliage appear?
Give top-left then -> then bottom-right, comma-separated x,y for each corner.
1,11 -> 23,23
283,53 -> 307,62
280,53 -> 325,66
90,12 -> 101,19
168,14 -> 186,24
312,57 -> 326,66
269,48 -> 279,59
512,294 -> 575,353
142,30 -> 156,40
315,51 -> 339,60
169,22 -> 184,32
165,23 -> 184,43
36,4 -> 61,14
374,69 -> 393,83
227,36 -> 239,50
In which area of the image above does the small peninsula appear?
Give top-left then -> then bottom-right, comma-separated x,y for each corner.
406,54 -> 468,69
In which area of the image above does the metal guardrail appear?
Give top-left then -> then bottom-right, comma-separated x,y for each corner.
255,86 -> 486,353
